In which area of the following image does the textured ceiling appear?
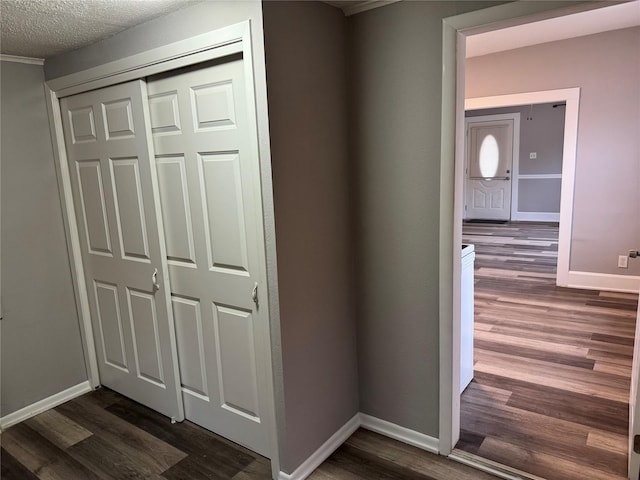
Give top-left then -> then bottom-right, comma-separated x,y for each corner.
3,0 -> 637,61
0,0 -> 201,59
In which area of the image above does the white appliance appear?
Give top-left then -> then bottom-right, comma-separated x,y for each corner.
461,244 -> 476,392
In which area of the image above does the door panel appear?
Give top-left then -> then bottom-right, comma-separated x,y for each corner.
191,81 -> 237,130
200,152 -> 249,272
110,158 -> 150,261
172,296 -> 207,397
156,157 -> 196,265
214,305 -> 260,418
127,287 -> 164,385
94,281 -> 128,370
77,160 -> 112,255
148,92 -> 181,134
149,57 -> 271,456
465,118 -> 515,220
102,99 -> 136,139
68,106 -> 97,143
468,124 -> 511,179
61,81 -> 184,421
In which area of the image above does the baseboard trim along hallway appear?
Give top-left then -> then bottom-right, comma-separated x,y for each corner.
278,413 -> 440,480
359,413 -> 440,454
278,413 -> 361,480
0,381 -> 92,431
565,270 -> 640,293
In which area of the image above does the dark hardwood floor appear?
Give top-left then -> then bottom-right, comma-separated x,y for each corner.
459,221 -> 639,480
1,387 -> 502,480
4,221 -> 635,480
309,429 -> 499,480
0,388 -> 271,480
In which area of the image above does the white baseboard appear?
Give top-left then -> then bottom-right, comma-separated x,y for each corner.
359,413 -> 440,454
278,413 -> 360,480
278,413 -> 440,480
512,212 -> 560,222
564,271 -> 640,293
0,381 -> 92,431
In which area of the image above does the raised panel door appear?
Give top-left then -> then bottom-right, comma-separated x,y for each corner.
60,81 -> 184,421
148,57 -> 270,456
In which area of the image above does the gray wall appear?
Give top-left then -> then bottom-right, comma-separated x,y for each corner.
350,0 -> 504,437
1,61 -> 87,416
519,178 -> 562,213
467,104 -> 565,175
467,27 -> 640,275
467,103 -> 565,213
263,2 -> 359,472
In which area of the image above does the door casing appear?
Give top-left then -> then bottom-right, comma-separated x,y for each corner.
44,20 -> 282,478
629,293 -> 640,478
440,3 -> 640,480
439,0 -> 605,473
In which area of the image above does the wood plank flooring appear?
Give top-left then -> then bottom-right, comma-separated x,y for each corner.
459,221 -> 639,480
309,429 -> 500,480
0,388 -> 272,480
1,388 -> 501,480
4,221 -> 635,480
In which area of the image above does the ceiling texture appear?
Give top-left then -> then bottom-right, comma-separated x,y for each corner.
0,0 -> 638,61
0,0 -> 201,59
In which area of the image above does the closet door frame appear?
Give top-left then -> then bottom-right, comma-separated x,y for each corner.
44,20 -> 281,476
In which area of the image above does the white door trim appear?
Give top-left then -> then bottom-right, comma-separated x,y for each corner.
464,112 -> 520,221
466,88 -> 580,288
46,21 -> 246,97
44,19 -> 281,476
45,87 -> 101,389
439,0 -> 609,460
629,291 -> 640,478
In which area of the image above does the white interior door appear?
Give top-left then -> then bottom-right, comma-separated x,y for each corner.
148,56 -> 271,456
628,262 -> 640,479
60,81 -> 184,421
465,117 -> 515,220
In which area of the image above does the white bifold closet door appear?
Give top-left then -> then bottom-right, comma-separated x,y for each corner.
60,81 -> 184,421
147,56 -> 271,457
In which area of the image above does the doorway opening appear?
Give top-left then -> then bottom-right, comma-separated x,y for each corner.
440,3 -> 636,479
455,53 -> 636,480
456,100 -> 637,480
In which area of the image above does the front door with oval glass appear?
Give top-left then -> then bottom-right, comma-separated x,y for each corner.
465,115 -> 518,221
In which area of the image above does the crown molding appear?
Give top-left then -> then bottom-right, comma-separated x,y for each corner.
324,0 -> 402,17
0,54 -> 45,65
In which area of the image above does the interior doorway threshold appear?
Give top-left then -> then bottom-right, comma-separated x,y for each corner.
449,449 -> 547,480
464,219 -> 509,224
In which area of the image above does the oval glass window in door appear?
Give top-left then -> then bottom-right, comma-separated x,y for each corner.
478,134 -> 499,178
